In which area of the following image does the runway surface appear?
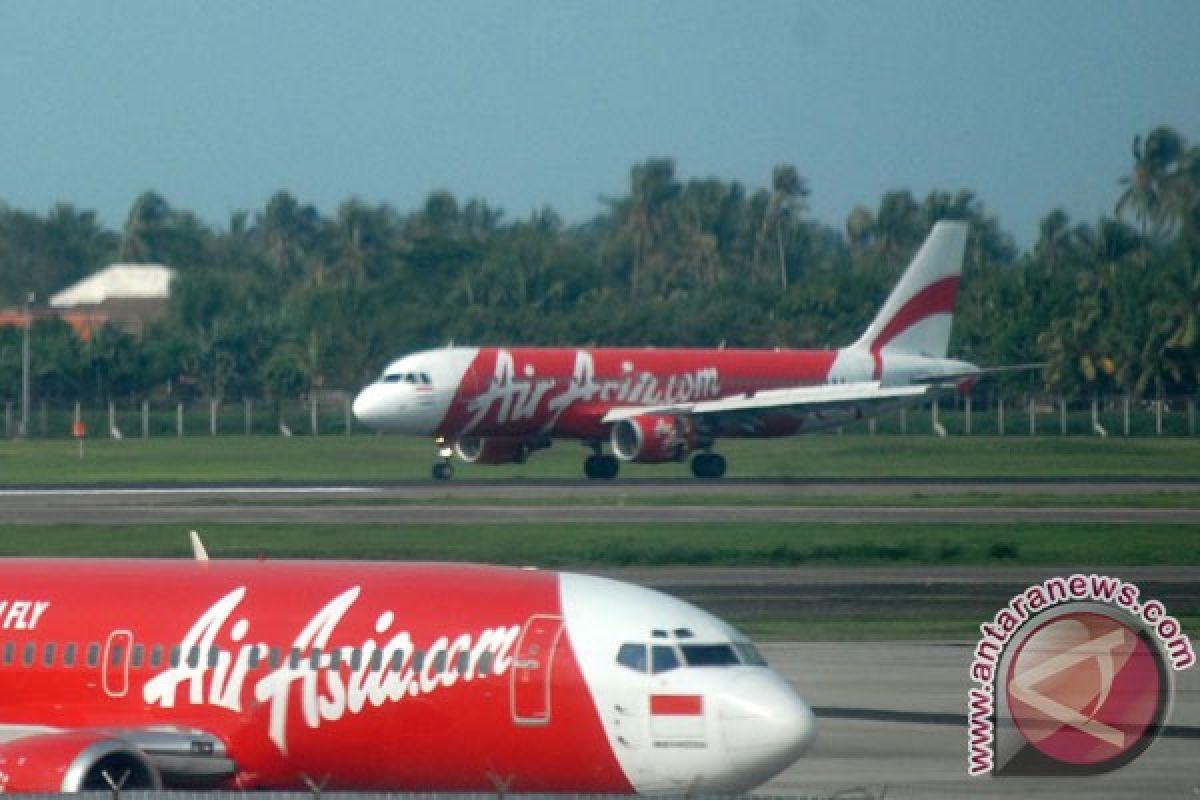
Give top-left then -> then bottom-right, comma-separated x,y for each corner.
0,481 -> 1198,524
759,641 -> 1200,798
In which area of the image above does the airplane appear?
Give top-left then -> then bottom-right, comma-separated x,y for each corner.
0,555 -> 816,793
354,220 -> 980,480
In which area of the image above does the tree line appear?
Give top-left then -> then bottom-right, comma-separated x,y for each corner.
0,124 -> 1197,409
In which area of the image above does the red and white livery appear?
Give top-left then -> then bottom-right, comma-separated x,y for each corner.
354,221 -> 977,479
0,557 -> 814,793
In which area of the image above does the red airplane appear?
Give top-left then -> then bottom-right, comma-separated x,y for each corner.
354,221 -> 977,480
0,553 -> 815,793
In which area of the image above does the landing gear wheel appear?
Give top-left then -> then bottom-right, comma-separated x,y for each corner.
432,462 -> 454,481
584,454 -> 620,480
691,452 -> 727,479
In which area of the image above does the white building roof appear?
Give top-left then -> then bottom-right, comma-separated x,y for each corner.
50,264 -> 175,308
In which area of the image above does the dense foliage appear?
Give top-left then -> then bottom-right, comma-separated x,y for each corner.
1,124 -> 1197,406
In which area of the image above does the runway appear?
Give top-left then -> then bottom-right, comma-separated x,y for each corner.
760,641 -> 1200,798
0,481 -> 1197,524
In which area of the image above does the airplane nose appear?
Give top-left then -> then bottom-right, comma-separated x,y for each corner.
719,672 -> 817,785
352,384 -> 390,428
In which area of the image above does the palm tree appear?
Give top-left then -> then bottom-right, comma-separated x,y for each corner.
624,159 -> 680,296
1116,126 -> 1185,249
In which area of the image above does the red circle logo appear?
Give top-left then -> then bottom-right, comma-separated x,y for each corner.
1005,611 -> 1165,767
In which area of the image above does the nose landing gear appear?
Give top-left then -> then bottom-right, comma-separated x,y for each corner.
432,438 -> 455,481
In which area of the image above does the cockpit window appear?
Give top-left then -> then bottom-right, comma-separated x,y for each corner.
616,643 -> 647,673
652,644 -> 680,674
734,642 -> 768,666
419,372 -> 432,385
680,643 -> 740,667
383,373 -> 402,383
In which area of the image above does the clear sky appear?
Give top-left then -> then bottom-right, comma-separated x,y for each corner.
2,1 -> 1198,249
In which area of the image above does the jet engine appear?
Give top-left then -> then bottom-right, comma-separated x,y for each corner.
610,414 -> 693,463
454,436 -> 531,465
0,731 -> 162,792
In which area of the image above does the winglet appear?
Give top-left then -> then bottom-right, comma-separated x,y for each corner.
189,530 -> 210,562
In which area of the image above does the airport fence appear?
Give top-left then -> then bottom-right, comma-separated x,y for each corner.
1,392 -> 1198,440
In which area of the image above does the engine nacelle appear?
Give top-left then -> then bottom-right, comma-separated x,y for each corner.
0,731 -> 162,792
454,436 -> 530,465
611,415 -> 694,463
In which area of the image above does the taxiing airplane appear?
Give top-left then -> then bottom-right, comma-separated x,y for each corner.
354,221 -> 979,479
0,557 -> 815,793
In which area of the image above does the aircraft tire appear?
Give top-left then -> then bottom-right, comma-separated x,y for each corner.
585,454 -> 619,480
432,462 -> 454,481
691,452 -> 727,479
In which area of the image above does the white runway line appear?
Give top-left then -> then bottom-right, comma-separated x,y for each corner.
0,486 -> 376,497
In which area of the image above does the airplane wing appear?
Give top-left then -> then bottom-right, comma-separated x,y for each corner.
601,381 -> 929,426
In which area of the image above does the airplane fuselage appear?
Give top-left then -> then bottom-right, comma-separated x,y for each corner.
0,559 -> 814,793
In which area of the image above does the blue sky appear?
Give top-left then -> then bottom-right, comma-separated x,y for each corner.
2,1 -> 1197,249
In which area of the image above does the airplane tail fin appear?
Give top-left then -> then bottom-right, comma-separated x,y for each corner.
852,220 -> 968,358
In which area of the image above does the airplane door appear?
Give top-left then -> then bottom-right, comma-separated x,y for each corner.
102,629 -> 133,698
510,614 -> 564,726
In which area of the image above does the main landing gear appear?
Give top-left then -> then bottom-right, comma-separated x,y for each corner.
584,453 -> 620,480
690,451 -> 727,479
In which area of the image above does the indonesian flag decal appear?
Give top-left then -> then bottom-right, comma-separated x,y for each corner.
651,694 -> 704,716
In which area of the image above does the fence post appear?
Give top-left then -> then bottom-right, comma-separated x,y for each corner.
899,407 -> 907,435
40,401 -> 47,437
964,395 -> 972,436
142,400 -> 149,438
310,395 -> 318,436
345,395 -> 352,435
998,396 -> 1005,436
868,418 -> 876,435
4,402 -> 10,438
1156,394 -> 1163,436
1092,396 -> 1107,437
1123,394 -> 1130,436
176,402 -> 183,438
931,400 -> 946,437
245,398 -> 253,436
109,401 -> 118,438
74,401 -> 81,425
1028,396 -> 1036,436
1059,395 -> 1067,437
1190,397 -> 1196,437
210,399 -> 218,436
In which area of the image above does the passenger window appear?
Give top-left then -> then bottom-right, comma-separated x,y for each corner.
475,650 -> 492,677
248,646 -> 261,669
269,647 -> 281,669
3,642 -> 13,666
652,645 -> 680,674
310,648 -> 324,670
43,643 -> 56,667
288,648 -> 301,669
617,643 -> 648,673
64,643 -> 77,667
23,642 -> 36,667
132,644 -> 144,669
87,643 -> 100,667
350,649 -> 362,670
412,650 -> 426,672
432,651 -> 446,673
370,649 -> 384,671
327,648 -> 342,669
187,646 -> 200,668
170,645 -> 181,668
110,644 -> 125,667
150,644 -> 163,668
390,649 -> 406,673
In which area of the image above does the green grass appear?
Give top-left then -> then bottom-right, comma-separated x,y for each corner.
0,434 -> 1198,484
2,521 -> 1196,566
